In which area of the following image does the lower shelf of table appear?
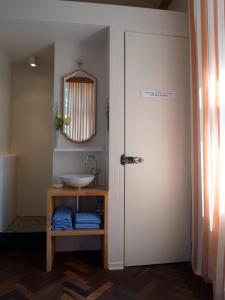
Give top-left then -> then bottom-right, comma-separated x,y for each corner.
50,229 -> 105,237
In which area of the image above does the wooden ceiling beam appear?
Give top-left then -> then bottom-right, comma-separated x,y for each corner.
62,0 -> 174,10
61,0 -> 161,9
158,0 -> 173,10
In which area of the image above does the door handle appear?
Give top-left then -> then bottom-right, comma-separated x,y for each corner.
133,157 -> 144,164
120,154 -> 144,165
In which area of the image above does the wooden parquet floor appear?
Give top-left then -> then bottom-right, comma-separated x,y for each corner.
0,250 -> 212,300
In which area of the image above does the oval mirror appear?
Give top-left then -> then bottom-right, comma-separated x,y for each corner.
63,70 -> 97,143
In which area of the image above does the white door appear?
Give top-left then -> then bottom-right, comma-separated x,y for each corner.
125,32 -> 191,266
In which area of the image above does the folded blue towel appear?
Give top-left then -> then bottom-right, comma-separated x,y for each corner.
52,207 -> 72,222
52,207 -> 73,231
52,224 -> 73,231
75,213 -> 101,224
74,223 -> 100,229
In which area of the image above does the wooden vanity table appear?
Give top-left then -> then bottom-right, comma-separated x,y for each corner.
46,186 -> 108,272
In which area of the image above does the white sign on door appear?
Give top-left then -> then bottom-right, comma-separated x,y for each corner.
141,90 -> 176,98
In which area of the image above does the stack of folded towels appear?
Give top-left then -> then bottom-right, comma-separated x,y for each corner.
51,207 -> 73,231
74,212 -> 101,229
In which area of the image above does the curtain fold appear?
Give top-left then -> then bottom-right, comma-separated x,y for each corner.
64,81 -> 95,142
189,0 -> 225,299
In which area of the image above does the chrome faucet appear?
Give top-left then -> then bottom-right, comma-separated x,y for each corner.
85,155 -> 97,173
85,155 -> 101,185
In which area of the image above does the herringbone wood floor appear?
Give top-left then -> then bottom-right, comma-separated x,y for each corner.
0,250 -> 212,300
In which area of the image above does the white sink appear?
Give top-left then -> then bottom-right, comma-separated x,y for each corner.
62,174 -> 95,189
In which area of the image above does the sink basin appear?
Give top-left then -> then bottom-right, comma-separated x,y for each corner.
62,174 -> 95,189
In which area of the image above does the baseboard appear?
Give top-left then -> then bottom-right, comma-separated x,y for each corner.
108,261 -> 124,270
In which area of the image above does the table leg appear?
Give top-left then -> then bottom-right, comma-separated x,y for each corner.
103,195 -> 108,269
47,194 -> 54,272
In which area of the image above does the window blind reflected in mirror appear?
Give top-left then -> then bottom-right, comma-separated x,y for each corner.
63,70 -> 96,143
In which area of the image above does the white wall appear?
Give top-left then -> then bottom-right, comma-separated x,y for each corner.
104,29 -> 109,187
0,48 -> 17,232
0,154 -> 17,231
169,0 -> 188,12
53,39 -> 109,186
11,64 -> 53,216
0,48 -> 11,154
53,38 -> 109,251
0,0 -> 189,268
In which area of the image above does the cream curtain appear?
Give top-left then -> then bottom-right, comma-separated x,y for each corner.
189,0 -> 225,299
64,81 -> 95,142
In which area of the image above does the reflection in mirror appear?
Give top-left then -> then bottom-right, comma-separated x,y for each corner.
63,70 -> 96,143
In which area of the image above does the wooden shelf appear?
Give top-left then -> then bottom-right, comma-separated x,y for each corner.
48,186 -> 108,197
46,186 -> 108,272
51,229 -> 105,237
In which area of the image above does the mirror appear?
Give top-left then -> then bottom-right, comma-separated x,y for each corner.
63,70 -> 97,143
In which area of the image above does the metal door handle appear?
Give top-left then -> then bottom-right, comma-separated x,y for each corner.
120,154 -> 144,165
133,157 -> 144,164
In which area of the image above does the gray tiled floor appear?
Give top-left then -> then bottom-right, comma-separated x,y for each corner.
5,216 -> 46,232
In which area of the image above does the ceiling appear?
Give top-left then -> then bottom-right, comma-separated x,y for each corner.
0,20 -> 106,64
61,0 -> 173,9
0,0 -> 173,64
